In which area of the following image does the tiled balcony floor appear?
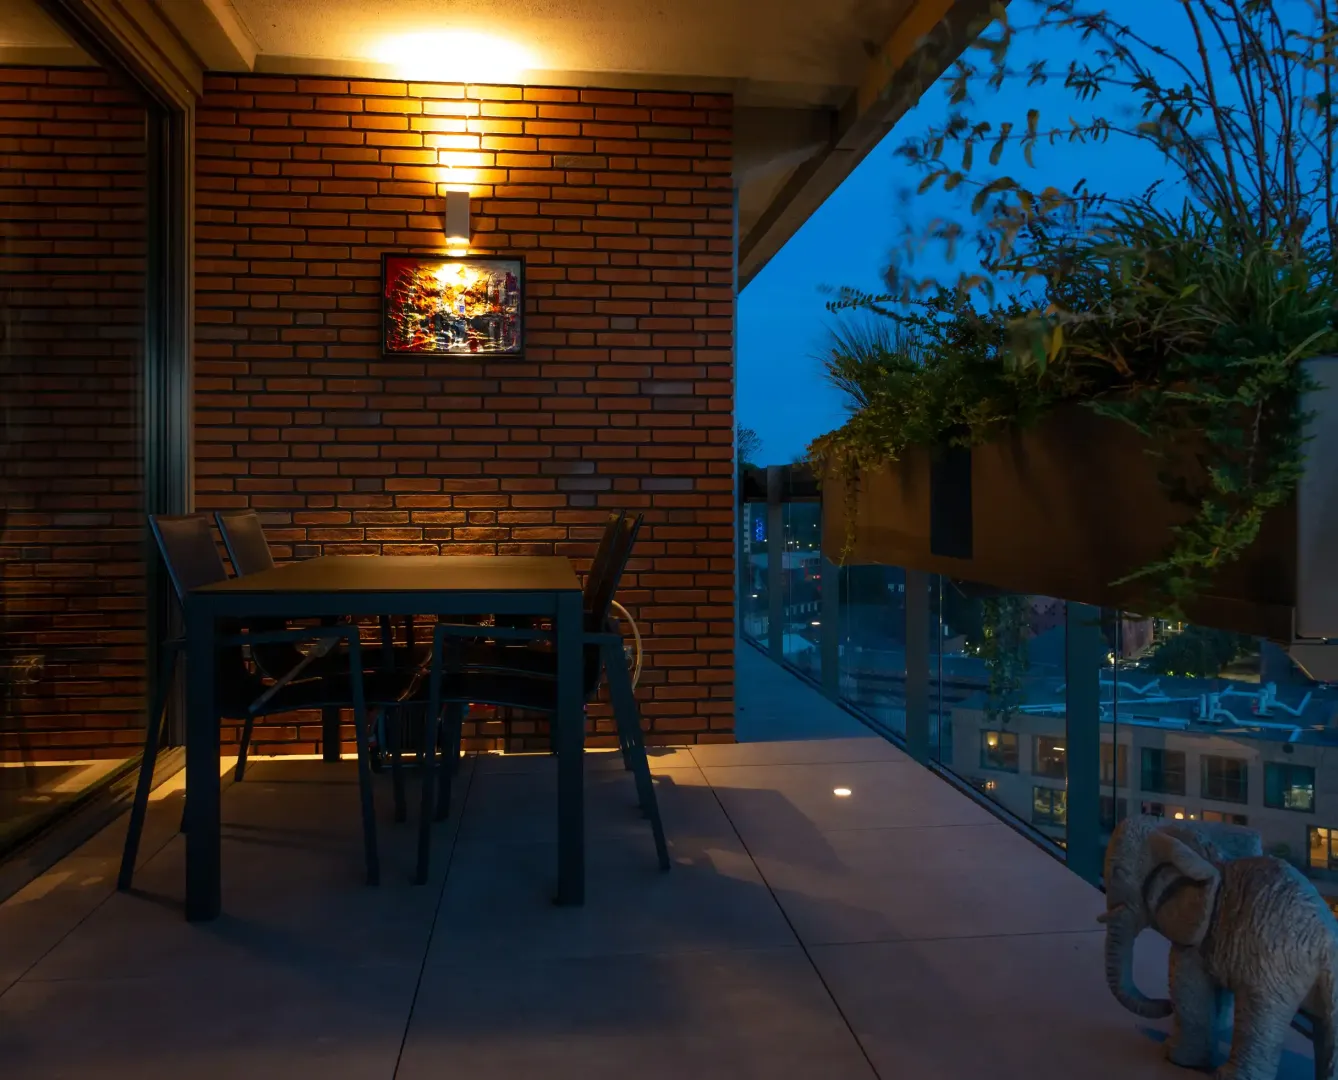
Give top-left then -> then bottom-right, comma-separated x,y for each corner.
0,663 -> 1319,1078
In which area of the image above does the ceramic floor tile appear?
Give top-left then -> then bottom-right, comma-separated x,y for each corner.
456,762 -> 734,846
812,930 -> 1316,1080
0,962 -> 416,1080
429,832 -> 795,962
0,774 -> 194,994
749,821 -> 1105,945
690,737 -> 907,769
21,764 -> 461,982
702,759 -> 992,844
398,947 -> 878,1080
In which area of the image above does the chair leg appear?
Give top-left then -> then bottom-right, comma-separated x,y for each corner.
234,711 -> 257,782
603,643 -> 669,871
386,705 -> 406,823
348,694 -> 379,886
118,647 -> 177,891
435,703 -> 463,821
415,698 -> 440,885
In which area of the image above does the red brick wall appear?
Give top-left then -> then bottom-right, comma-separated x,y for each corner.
0,67 -> 148,762
194,74 -> 735,751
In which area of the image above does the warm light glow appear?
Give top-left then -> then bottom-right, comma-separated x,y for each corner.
833,787 -> 852,798
1174,811 -> 1185,820
434,262 -> 480,289
985,732 -> 999,747
374,31 -> 535,82
446,246 -> 468,256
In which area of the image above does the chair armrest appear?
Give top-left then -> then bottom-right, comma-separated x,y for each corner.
431,623 -> 554,646
220,625 -> 362,666
221,626 -> 365,713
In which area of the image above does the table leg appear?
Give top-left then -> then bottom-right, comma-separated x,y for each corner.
322,616 -> 341,761
322,706 -> 341,762
184,600 -> 220,921
554,590 -> 584,905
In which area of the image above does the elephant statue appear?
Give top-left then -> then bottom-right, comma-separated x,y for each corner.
1138,830 -> 1338,1080
1102,815 -> 1264,1026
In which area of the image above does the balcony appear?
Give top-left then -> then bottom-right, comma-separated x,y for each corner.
0,646 -> 1317,1077
0,2 -> 1332,1076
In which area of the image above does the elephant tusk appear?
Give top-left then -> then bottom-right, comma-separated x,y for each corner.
1097,903 -> 1127,925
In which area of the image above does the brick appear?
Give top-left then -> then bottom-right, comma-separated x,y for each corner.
180,69 -> 736,750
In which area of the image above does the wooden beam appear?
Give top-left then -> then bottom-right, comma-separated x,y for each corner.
739,0 -> 999,288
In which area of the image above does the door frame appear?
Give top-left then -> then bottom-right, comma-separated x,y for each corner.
36,0 -> 195,744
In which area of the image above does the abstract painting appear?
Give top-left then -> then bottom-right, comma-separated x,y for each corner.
381,254 -> 524,356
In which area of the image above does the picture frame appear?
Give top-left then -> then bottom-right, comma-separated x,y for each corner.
380,252 -> 525,357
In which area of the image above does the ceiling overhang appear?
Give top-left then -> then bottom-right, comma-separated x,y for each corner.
9,0 -> 995,290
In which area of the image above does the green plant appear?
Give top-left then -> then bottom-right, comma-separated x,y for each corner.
1145,623 -> 1253,677
811,0 -> 1338,617
978,593 -> 1032,722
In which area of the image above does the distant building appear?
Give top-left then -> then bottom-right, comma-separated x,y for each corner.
948,673 -> 1338,914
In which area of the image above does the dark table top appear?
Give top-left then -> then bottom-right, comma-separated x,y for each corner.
193,555 -> 582,597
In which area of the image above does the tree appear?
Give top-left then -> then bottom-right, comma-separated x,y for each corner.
736,426 -> 763,467
1146,625 -> 1252,679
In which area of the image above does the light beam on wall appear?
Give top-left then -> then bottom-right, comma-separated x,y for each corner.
373,31 -> 534,83
445,188 -> 471,254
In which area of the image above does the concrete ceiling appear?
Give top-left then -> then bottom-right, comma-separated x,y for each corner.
0,0 -> 88,63
2,0 -> 993,286
230,0 -> 913,109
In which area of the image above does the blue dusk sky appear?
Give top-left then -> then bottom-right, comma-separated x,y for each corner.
736,1 -> 1284,464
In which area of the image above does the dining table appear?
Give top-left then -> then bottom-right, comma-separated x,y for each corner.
182,554 -> 586,921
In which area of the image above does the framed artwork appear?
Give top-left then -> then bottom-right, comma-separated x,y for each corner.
381,253 -> 525,357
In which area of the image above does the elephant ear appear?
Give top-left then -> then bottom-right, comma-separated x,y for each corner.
1144,832 -> 1222,948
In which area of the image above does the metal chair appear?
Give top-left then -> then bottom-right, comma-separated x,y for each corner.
214,509 -> 426,674
414,512 -> 667,884
450,510 -> 629,680
117,514 -> 420,893
215,509 -> 434,819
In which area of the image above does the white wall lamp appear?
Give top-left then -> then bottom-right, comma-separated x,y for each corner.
445,188 -> 471,254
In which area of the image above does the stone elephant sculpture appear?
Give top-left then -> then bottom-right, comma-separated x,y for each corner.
1101,815 -> 1264,1027
1140,830 -> 1338,1080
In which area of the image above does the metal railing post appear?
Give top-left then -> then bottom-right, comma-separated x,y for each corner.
820,556 -> 841,700
766,466 -> 784,661
1065,601 -> 1103,885
905,569 -> 930,762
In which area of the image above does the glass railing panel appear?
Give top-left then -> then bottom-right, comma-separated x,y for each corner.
1098,609 -> 1131,869
740,501 -> 769,645
1109,618 -> 1336,914
934,581 -> 1068,847
781,502 -> 822,681
837,563 -> 908,738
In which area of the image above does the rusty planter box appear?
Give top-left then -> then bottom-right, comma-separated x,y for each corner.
823,357 -> 1338,642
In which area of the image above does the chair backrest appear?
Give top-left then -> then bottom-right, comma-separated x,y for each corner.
215,510 -> 275,576
581,510 -> 627,617
214,509 -> 308,681
149,514 -> 251,684
149,514 -> 229,602
583,511 -> 642,694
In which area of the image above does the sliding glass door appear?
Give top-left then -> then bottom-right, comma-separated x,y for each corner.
0,0 -> 189,857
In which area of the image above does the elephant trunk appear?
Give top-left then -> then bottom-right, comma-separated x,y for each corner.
1102,908 -> 1174,1019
